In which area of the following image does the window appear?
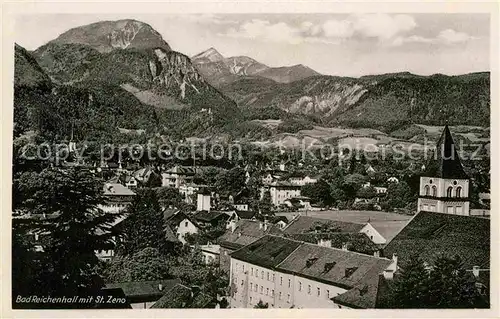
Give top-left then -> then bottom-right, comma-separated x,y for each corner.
432,185 -> 437,197
273,274 -> 275,282
447,206 -> 454,214
185,221 -> 189,227
241,280 -> 244,286
261,271 -> 264,279
288,279 -> 291,288
326,289 -> 330,298
279,292 -> 282,300
299,282 -> 302,291
266,288 -> 269,295
260,286 -> 263,294
287,294 -> 291,303
250,283 -> 253,290
423,204 -> 429,211
243,265 -> 245,272
267,272 -> 270,281
308,285 -> 311,294
424,185 -> 430,196
272,289 -> 274,297
250,297 -> 253,303
456,187 -> 462,198
456,206 -> 463,214
251,267 -> 254,276
447,186 -> 453,197
317,287 -> 320,296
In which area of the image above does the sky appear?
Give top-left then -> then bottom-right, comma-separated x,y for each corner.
15,13 -> 490,77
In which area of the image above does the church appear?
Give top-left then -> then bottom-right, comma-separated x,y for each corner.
417,125 -> 470,215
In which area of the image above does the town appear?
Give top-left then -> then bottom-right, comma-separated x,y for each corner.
12,125 -> 490,309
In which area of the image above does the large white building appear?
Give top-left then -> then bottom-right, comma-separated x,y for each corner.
229,235 -> 396,309
417,125 -> 470,215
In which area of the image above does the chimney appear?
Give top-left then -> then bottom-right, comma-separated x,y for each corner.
392,253 -> 398,266
373,250 -> 380,258
341,242 -> 348,251
472,266 -> 480,278
263,220 -> 268,231
229,220 -> 236,233
158,283 -> 163,291
259,222 -> 263,230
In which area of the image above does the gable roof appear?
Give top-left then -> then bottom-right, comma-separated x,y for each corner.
103,183 -> 135,196
365,220 -> 409,243
194,211 -> 230,223
104,279 -> 180,299
286,232 -> 379,255
219,219 -> 283,250
150,284 -> 213,308
383,211 -> 490,269
235,210 -> 256,219
230,235 -> 302,269
423,125 -> 468,179
284,216 -> 364,234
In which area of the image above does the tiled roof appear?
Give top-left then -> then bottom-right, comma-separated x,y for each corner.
164,224 -> 180,242
235,210 -> 256,219
383,211 -> 490,269
150,284 -> 213,308
284,216 -> 364,234
230,235 -> 302,269
194,211 -> 230,223
231,235 -> 392,309
286,232 -> 379,255
104,279 -> 180,299
103,183 -> 135,196
219,220 -> 283,249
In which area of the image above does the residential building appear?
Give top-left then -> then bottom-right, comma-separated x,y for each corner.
197,193 -> 211,211
229,235 -> 396,309
193,211 -> 230,228
150,284 -> 215,308
358,220 -> 409,246
234,203 -> 249,211
103,279 -> 180,309
199,243 -> 221,265
289,175 -> 319,186
175,216 -> 200,244
180,183 -> 209,204
417,125 -> 470,215
99,183 -> 136,213
263,181 -> 302,206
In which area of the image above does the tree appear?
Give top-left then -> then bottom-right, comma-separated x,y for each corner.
254,300 -> 269,308
385,180 -> 413,209
215,167 -> 246,197
13,167 -> 120,304
302,179 -> 333,206
118,189 -> 177,256
384,255 -> 488,308
258,189 -> 273,213
356,185 -> 377,199
102,247 -> 173,283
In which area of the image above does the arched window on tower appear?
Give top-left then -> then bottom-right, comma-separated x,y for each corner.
424,185 -> 430,196
432,185 -> 437,197
447,186 -> 453,197
456,187 -> 462,198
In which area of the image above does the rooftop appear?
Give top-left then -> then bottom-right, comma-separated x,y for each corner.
219,219 -> 283,250
104,279 -> 180,299
284,215 -> 364,234
103,183 -> 136,196
383,211 -> 490,269
366,220 -> 410,243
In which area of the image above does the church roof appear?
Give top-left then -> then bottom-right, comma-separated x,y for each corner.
423,125 -> 468,179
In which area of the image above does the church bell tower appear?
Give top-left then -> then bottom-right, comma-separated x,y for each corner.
417,125 -> 470,215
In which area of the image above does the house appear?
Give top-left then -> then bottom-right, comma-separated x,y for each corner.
283,216 -> 365,235
197,193 -> 211,211
99,183 -> 136,213
226,210 -> 257,226
198,243 -> 221,265
284,196 -> 312,211
108,173 -> 138,189
150,283 -> 215,308
289,175 -> 319,186
263,181 -> 302,206
234,203 -> 249,211
179,183 -> 209,204
103,279 -> 180,309
175,215 -> 200,244
161,166 -> 198,188
387,177 -> 399,184
133,167 -> 158,185
218,219 -> 283,273
366,165 -> 376,174
373,187 -> 387,194
193,210 -> 231,228
229,235 -> 396,309
417,125 -> 470,215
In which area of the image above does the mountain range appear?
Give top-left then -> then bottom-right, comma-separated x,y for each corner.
14,19 -> 490,143
191,47 -> 320,87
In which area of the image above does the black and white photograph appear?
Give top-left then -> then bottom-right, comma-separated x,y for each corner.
4,1 -> 496,313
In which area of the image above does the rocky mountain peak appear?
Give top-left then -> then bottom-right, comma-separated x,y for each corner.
47,19 -> 171,53
192,47 -> 224,64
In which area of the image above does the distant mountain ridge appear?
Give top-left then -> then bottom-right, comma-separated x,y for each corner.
191,47 -> 320,87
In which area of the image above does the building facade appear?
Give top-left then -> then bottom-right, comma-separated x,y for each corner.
417,125 -> 470,215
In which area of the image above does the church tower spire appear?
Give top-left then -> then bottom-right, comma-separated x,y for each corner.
417,125 -> 470,215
